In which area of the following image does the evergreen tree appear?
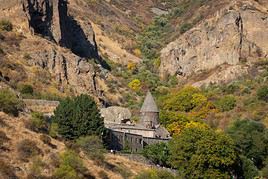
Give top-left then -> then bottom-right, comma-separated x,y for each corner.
53,94 -> 105,140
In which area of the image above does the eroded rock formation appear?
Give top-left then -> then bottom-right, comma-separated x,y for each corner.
22,0 -> 99,59
160,0 -> 268,86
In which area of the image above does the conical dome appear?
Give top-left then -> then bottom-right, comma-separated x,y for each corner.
140,91 -> 159,113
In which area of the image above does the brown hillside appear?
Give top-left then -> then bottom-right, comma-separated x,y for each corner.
0,112 -> 149,179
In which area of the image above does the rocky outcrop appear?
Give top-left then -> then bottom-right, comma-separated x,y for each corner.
100,106 -> 132,125
22,0 -> 99,59
28,46 -> 101,95
160,0 -> 268,86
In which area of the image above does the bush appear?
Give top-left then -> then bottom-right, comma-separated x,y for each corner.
0,130 -> 9,149
76,135 -> 105,165
180,23 -> 193,33
0,20 -> 13,31
257,86 -> 268,102
52,150 -> 93,179
0,89 -> 23,116
53,94 -> 105,140
0,161 -> 18,179
40,134 -> 52,145
142,142 -> 170,167
17,139 -> 42,162
239,155 -> 258,179
128,79 -> 141,91
25,112 -> 48,133
135,169 -> 176,179
19,84 -> 34,96
28,157 -> 47,178
98,170 -> 109,179
215,95 -> 236,112
49,122 -> 59,138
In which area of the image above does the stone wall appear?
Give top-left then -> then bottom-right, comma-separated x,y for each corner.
107,129 -> 170,153
23,99 -> 59,114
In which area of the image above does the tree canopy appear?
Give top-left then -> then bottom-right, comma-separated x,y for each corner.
168,125 -> 239,178
227,120 -> 268,169
53,94 -> 105,140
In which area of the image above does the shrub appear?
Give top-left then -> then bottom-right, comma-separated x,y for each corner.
25,112 -> 48,133
257,86 -> 268,102
128,79 -> 141,91
40,134 -> 51,145
76,135 -> 105,165
0,161 -> 18,179
135,169 -> 175,179
180,23 -> 193,33
98,170 -> 109,179
18,84 -> 34,96
49,122 -> 59,138
142,142 -> 170,167
0,130 -> 9,149
53,94 -> 105,140
52,150 -> 93,179
28,157 -> 47,178
239,155 -> 258,179
0,20 -> 13,31
17,139 -> 42,162
0,89 -> 23,116
215,95 -> 236,112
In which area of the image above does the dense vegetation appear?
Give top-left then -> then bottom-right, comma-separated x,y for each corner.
53,94 -> 105,140
141,63 -> 268,178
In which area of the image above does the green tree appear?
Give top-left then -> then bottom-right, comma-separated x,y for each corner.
239,155 -> 258,179
142,142 -> 170,167
162,86 -> 207,112
227,120 -> 268,169
53,94 -> 105,140
168,126 -> 238,178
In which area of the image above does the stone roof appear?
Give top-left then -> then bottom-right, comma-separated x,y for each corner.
140,91 -> 159,113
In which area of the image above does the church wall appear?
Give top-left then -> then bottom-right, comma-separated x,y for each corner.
113,128 -> 155,138
107,129 -> 170,153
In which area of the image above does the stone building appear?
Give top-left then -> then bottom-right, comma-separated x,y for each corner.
102,91 -> 170,153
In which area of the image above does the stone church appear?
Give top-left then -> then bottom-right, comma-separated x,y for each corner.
101,91 -> 170,153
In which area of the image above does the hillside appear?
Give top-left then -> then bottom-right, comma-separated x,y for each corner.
0,112 -> 149,179
160,0 -> 268,87
1,0 -> 268,178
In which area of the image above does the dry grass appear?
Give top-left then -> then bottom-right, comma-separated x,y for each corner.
0,112 -> 149,178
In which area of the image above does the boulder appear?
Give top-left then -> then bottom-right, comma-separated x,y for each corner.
101,106 -> 132,125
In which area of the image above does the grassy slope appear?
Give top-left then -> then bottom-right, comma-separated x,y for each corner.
0,112 -> 149,179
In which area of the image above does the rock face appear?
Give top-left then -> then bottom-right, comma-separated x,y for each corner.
160,0 -> 268,86
100,106 -> 132,125
27,45 -> 101,95
22,0 -> 99,59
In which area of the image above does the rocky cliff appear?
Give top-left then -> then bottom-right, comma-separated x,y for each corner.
160,0 -> 268,86
22,0 -> 99,59
0,0 -> 121,104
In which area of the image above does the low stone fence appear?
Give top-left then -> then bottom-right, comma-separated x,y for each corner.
23,99 -> 60,114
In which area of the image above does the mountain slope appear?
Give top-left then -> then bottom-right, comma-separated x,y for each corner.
0,112 -> 149,178
160,0 -> 268,86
